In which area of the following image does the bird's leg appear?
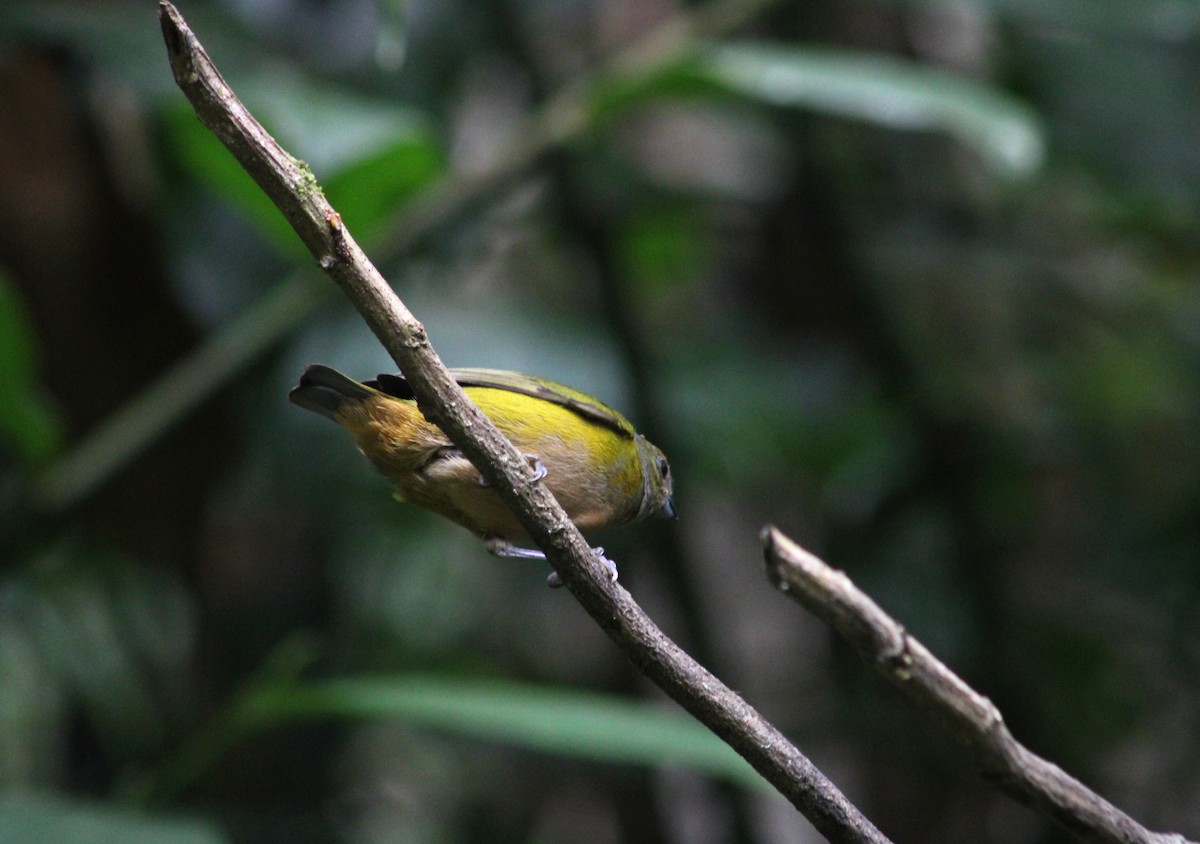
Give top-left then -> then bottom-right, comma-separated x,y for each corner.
483,536 -> 545,561
478,453 -> 548,487
484,537 -> 618,588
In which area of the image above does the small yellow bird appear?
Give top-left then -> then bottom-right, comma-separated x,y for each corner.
289,365 -> 675,585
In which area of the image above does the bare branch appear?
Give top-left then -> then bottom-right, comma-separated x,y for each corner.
761,526 -> 1196,844
157,3 -> 890,841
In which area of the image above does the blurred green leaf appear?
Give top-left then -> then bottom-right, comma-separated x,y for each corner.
235,71 -> 437,178
324,136 -> 445,242
165,72 -> 442,253
250,675 -> 771,792
0,620 -> 62,788
700,42 -> 1046,178
0,274 -> 63,464
588,58 -> 732,125
617,206 -> 712,292
164,105 -> 302,254
14,546 -> 197,761
0,793 -> 227,844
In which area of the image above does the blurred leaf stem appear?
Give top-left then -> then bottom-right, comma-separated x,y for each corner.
30,273 -> 328,513
121,633 -> 323,809
26,173 -> 435,515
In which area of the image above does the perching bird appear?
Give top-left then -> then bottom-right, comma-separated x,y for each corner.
289,364 -> 674,586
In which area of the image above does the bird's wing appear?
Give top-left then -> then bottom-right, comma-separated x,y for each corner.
369,369 -> 635,438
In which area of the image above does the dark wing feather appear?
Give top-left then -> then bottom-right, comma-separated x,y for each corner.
368,368 -> 635,438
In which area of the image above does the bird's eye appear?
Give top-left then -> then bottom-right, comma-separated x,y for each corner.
657,456 -> 669,478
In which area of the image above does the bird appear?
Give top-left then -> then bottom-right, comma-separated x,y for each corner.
289,364 -> 675,586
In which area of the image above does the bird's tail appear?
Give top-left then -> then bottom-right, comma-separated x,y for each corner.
289,364 -> 377,420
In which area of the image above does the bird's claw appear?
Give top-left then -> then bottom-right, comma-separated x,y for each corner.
546,547 -> 617,588
479,453 -> 547,487
527,454 -> 548,482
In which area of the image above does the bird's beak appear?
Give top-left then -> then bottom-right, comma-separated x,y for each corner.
660,496 -> 677,520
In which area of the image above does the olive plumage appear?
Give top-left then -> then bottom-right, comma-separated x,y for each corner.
289,365 -> 674,582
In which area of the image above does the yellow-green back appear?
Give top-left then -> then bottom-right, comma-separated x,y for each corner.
290,364 -> 672,545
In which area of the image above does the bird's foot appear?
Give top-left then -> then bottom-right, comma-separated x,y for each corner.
484,537 -> 618,588
545,547 -> 617,589
478,453 -> 547,487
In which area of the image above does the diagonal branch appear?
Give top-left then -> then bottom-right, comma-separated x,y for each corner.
761,526 -> 1197,844
157,3 -> 889,841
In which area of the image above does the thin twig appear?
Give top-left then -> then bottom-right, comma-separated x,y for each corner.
157,3 -> 890,841
760,526 -> 1197,844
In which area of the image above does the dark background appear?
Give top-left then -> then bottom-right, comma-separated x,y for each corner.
1,1 -> 1198,842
